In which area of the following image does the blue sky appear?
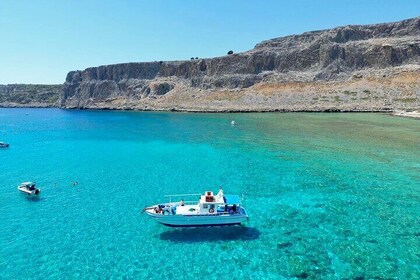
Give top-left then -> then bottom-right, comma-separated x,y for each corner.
0,0 -> 418,84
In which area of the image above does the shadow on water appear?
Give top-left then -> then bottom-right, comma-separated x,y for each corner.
159,225 -> 260,243
24,196 -> 44,202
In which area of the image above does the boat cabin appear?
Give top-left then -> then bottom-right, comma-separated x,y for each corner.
197,190 -> 224,214
172,190 -> 242,215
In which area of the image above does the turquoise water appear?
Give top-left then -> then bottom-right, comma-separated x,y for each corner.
0,108 -> 419,279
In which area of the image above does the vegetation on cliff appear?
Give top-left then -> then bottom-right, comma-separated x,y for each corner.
0,84 -> 62,107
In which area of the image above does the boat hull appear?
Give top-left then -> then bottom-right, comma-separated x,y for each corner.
145,211 -> 248,227
161,222 -> 242,228
18,187 -> 40,195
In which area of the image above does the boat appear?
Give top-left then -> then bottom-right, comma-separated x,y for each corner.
0,142 -> 9,148
231,120 -> 237,126
18,182 -> 41,195
143,189 -> 248,227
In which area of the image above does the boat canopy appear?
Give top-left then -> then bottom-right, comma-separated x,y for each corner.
223,195 -> 241,205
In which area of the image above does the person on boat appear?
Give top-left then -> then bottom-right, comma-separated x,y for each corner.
216,188 -> 223,200
180,199 -> 185,206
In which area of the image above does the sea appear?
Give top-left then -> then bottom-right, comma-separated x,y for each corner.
0,108 -> 419,279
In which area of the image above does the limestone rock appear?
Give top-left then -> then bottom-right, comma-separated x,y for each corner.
5,17 -> 420,112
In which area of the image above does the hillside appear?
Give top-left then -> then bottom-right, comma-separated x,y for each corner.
0,84 -> 62,108
2,17 -> 420,112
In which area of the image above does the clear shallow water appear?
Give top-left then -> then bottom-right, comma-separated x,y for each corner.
0,108 -> 419,279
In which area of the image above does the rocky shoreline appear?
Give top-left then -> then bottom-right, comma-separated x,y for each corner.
2,98 -> 418,120
392,110 -> 420,119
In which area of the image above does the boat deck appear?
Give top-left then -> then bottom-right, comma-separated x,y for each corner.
175,205 -> 199,214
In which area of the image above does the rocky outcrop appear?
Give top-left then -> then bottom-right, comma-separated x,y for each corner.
0,84 -> 62,107
10,17 -> 420,111
61,17 -> 419,111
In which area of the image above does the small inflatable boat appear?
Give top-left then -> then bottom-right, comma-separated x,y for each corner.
18,182 -> 41,195
0,142 -> 9,148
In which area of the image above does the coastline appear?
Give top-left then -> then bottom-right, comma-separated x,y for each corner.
392,110 -> 420,119
2,18 -> 419,117
0,104 -> 397,112
4,105 -> 420,120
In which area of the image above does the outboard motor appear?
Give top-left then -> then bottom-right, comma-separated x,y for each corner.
35,189 -> 40,195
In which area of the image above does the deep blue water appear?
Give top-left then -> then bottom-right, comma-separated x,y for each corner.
0,108 -> 419,279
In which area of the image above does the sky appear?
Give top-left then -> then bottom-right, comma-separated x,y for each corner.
0,0 -> 419,84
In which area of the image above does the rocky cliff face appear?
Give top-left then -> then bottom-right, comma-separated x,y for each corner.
0,84 -> 62,108
62,17 -> 420,111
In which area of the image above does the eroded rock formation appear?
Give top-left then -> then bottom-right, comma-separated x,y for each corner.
62,17 -> 420,111
3,17 -> 420,111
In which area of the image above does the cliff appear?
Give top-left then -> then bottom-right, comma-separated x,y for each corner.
0,84 -> 62,108
7,17 -> 420,112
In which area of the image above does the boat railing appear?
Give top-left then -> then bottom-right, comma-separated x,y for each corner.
184,201 -> 197,205
164,193 -> 201,203
169,201 -> 196,206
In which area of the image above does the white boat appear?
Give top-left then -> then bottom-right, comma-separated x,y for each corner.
18,182 -> 41,195
143,189 -> 249,227
0,142 -> 9,148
